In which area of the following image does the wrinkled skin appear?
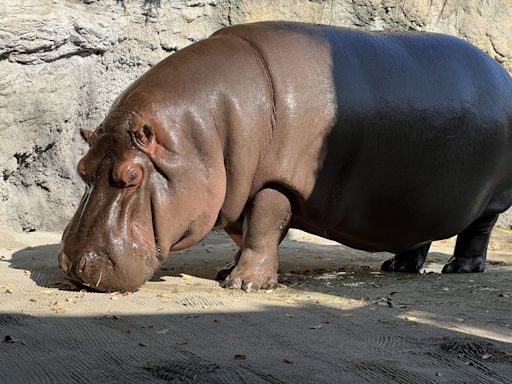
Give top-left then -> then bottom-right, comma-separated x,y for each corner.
60,22 -> 512,292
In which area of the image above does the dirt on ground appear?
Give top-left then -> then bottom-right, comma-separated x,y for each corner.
1,228 -> 512,383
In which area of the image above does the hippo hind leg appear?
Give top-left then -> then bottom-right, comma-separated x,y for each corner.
442,214 -> 498,273
381,243 -> 431,273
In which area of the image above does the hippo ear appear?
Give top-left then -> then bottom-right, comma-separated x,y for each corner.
80,129 -> 97,146
132,123 -> 158,156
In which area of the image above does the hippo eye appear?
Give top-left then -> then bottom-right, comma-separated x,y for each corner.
122,165 -> 143,188
127,170 -> 138,184
117,163 -> 142,188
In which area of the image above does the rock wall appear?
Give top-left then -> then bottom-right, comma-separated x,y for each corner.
1,0 -> 511,232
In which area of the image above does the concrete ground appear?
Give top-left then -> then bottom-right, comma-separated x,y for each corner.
1,228 -> 512,383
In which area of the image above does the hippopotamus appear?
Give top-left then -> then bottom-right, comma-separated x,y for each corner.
58,21 -> 512,292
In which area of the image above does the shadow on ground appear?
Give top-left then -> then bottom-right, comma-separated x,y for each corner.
6,229 -> 512,302
1,303 -> 512,384
6,230 -> 448,290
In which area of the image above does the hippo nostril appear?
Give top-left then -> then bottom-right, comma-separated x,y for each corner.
78,256 -> 87,272
58,250 -> 69,275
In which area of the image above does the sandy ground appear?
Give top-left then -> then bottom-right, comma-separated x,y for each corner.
1,227 -> 512,384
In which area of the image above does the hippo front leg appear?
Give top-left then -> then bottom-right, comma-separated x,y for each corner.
223,188 -> 291,291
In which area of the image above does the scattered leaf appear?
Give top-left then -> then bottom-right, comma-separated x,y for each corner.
282,358 -> 293,364
233,354 -> 247,361
309,325 -> 323,330
52,305 -> 65,314
482,354 -> 491,360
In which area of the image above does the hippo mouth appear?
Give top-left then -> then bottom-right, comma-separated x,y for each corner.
74,257 -> 114,291
59,239 -> 162,293
58,250 -> 114,291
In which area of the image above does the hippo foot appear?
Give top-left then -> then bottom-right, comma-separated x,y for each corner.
381,256 -> 422,273
442,256 -> 485,273
222,265 -> 278,292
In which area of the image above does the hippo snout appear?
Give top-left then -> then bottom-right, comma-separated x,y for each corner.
58,250 -> 87,275
57,250 -> 70,275
58,246 -> 155,292
58,249 -> 113,290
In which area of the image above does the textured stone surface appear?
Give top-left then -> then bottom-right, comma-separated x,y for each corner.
1,0 -> 511,231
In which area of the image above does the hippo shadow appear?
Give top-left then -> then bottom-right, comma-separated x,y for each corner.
145,230 -> 456,294
7,231 -> 454,293
8,244 -> 75,290
6,232 -> 239,290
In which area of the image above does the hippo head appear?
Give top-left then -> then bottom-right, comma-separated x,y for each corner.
59,110 -> 226,292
